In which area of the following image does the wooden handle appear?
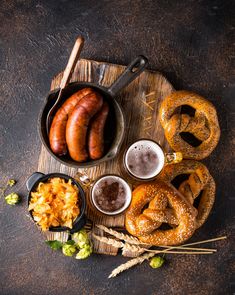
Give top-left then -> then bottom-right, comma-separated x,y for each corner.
165,152 -> 183,164
60,36 -> 84,89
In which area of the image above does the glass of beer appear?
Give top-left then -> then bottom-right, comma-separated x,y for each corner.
123,139 -> 182,181
74,172 -> 132,216
91,174 -> 132,215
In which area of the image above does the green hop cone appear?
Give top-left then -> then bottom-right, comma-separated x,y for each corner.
72,229 -> 89,248
5,193 -> 20,205
62,243 -> 77,257
7,179 -> 16,187
45,240 -> 63,250
150,256 -> 165,269
75,244 -> 92,260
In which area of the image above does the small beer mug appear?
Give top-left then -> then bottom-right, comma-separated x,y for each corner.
91,174 -> 132,216
123,139 -> 182,181
75,171 -> 132,216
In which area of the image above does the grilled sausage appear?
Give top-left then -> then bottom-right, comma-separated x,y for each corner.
88,101 -> 109,160
49,88 -> 93,156
66,91 -> 103,162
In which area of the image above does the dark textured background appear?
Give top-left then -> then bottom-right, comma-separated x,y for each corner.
0,0 -> 234,294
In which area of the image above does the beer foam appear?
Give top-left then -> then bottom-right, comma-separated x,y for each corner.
125,140 -> 165,179
92,175 -> 132,215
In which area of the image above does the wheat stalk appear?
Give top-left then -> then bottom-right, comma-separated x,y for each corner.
109,246 -> 213,278
109,252 -> 155,278
178,236 -> 227,247
95,225 -> 217,252
147,236 -> 227,249
122,243 -> 150,253
108,236 -> 227,278
96,224 -> 145,245
92,233 -> 124,248
156,245 -> 217,252
92,234 -> 146,253
92,233 -> 149,256
99,224 -> 227,278
93,232 -> 224,278
93,234 -> 215,256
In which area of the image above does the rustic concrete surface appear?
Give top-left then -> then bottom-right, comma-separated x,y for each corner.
0,0 -> 234,294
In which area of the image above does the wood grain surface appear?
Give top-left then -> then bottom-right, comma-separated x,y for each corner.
38,58 -> 174,256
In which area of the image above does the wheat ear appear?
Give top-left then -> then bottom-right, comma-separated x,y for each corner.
96,224 -> 145,245
92,233 -> 124,248
109,244 -> 216,278
92,234 -> 145,253
95,225 -> 218,252
93,233 -> 149,255
122,243 -> 149,253
108,252 -> 155,278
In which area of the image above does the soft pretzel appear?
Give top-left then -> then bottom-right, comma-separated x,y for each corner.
159,90 -> 220,160
125,180 -> 197,246
159,160 -> 215,229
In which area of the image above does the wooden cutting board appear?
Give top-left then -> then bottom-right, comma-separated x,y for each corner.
38,58 -> 174,256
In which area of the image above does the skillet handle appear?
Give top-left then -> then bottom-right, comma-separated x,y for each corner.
107,55 -> 148,97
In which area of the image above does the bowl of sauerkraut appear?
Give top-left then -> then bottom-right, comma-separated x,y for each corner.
26,172 -> 86,233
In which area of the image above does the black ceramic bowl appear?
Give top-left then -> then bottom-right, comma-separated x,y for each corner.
26,172 -> 86,233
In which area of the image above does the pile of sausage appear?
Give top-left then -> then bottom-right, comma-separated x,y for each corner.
49,88 -> 109,162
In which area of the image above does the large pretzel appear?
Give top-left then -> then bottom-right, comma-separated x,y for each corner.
159,90 -> 220,160
159,160 -> 215,229
125,180 -> 197,246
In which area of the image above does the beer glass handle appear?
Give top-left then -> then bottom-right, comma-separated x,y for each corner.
74,170 -> 94,188
165,152 -> 183,164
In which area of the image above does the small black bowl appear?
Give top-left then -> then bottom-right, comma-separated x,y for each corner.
26,172 -> 86,233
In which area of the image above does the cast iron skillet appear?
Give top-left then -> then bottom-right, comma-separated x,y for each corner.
26,172 -> 86,233
39,55 -> 148,168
